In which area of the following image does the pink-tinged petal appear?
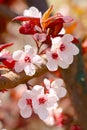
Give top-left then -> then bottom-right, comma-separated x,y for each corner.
14,61 -> 25,72
61,34 -> 73,43
46,60 -> 58,71
13,50 -> 24,61
46,51 -> 52,60
33,33 -> 47,42
51,37 -> 61,51
32,85 -> 44,95
68,43 -> 79,55
54,87 -> 67,98
24,45 -> 35,57
58,51 -> 73,65
51,37 -> 61,45
37,106 -> 49,120
33,55 -> 42,67
46,94 -> 58,108
24,63 -> 35,76
51,79 -> 64,88
34,25 -> 42,32
18,98 -> 27,109
44,78 -> 51,90
58,59 -> 69,69
22,90 -> 32,99
20,106 -> 32,118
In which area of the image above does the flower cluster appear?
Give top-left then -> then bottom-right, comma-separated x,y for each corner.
18,78 -> 66,121
0,6 -> 80,123
10,6 -> 79,75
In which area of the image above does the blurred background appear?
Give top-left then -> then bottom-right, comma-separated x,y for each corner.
0,0 -> 87,130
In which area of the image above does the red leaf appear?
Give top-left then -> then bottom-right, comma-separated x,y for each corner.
0,57 -> 6,62
72,37 -> 79,44
19,21 -> 36,34
0,43 -> 13,51
12,16 -> 40,25
2,60 -> 15,69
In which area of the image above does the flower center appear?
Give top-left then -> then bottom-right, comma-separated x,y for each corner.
39,97 -> 47,104
60,44 -> 65,51
24,56 -> 31,63
52,52 -> 58,59
26,99 -> 32,107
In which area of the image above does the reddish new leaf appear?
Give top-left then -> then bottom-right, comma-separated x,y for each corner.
19,21 -> 36,34
0,57 -> 6,62
12,16 -> 40,25
0,43 -> 13,51
72,37 -> 79,44
2,60 -> 15,69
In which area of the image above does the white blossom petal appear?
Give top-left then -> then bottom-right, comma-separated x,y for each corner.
61,34 -> 73,43
24,45 -> 35,57
33,55 -> 42,67
32,85 -> 44,95
22,90 -> 32,99
18,98 -> 27,110
14,61 -> 25,72
12,50 -> 24,60
51,37 -> 61,51
37,106 -> 49,120
58,59 -> 69,69
24,63 -> 35,76
46,60 -> 58,71
68,43 -> 79,55
46,94 -> 58,108
51,79 -> 64,88
20,106 -> 32,118
44,78 -> 51,90
54,87 -> 67,98
51,37 -> 61,45
58,51 -> 73,65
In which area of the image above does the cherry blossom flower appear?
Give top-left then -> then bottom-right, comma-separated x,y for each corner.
46,49 -> 69,71
32,85 -> 58,120
12,45 -> 42,76
18,90 -> 33,118
46,34 -> 79,71
44,78 -> 67,99
51,34 -> 79,65
18,85 -> 58,120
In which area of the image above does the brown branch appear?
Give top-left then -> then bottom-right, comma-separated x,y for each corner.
0,64 -> 48,90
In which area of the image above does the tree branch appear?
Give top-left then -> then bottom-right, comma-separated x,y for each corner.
0,64 -> 48,90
